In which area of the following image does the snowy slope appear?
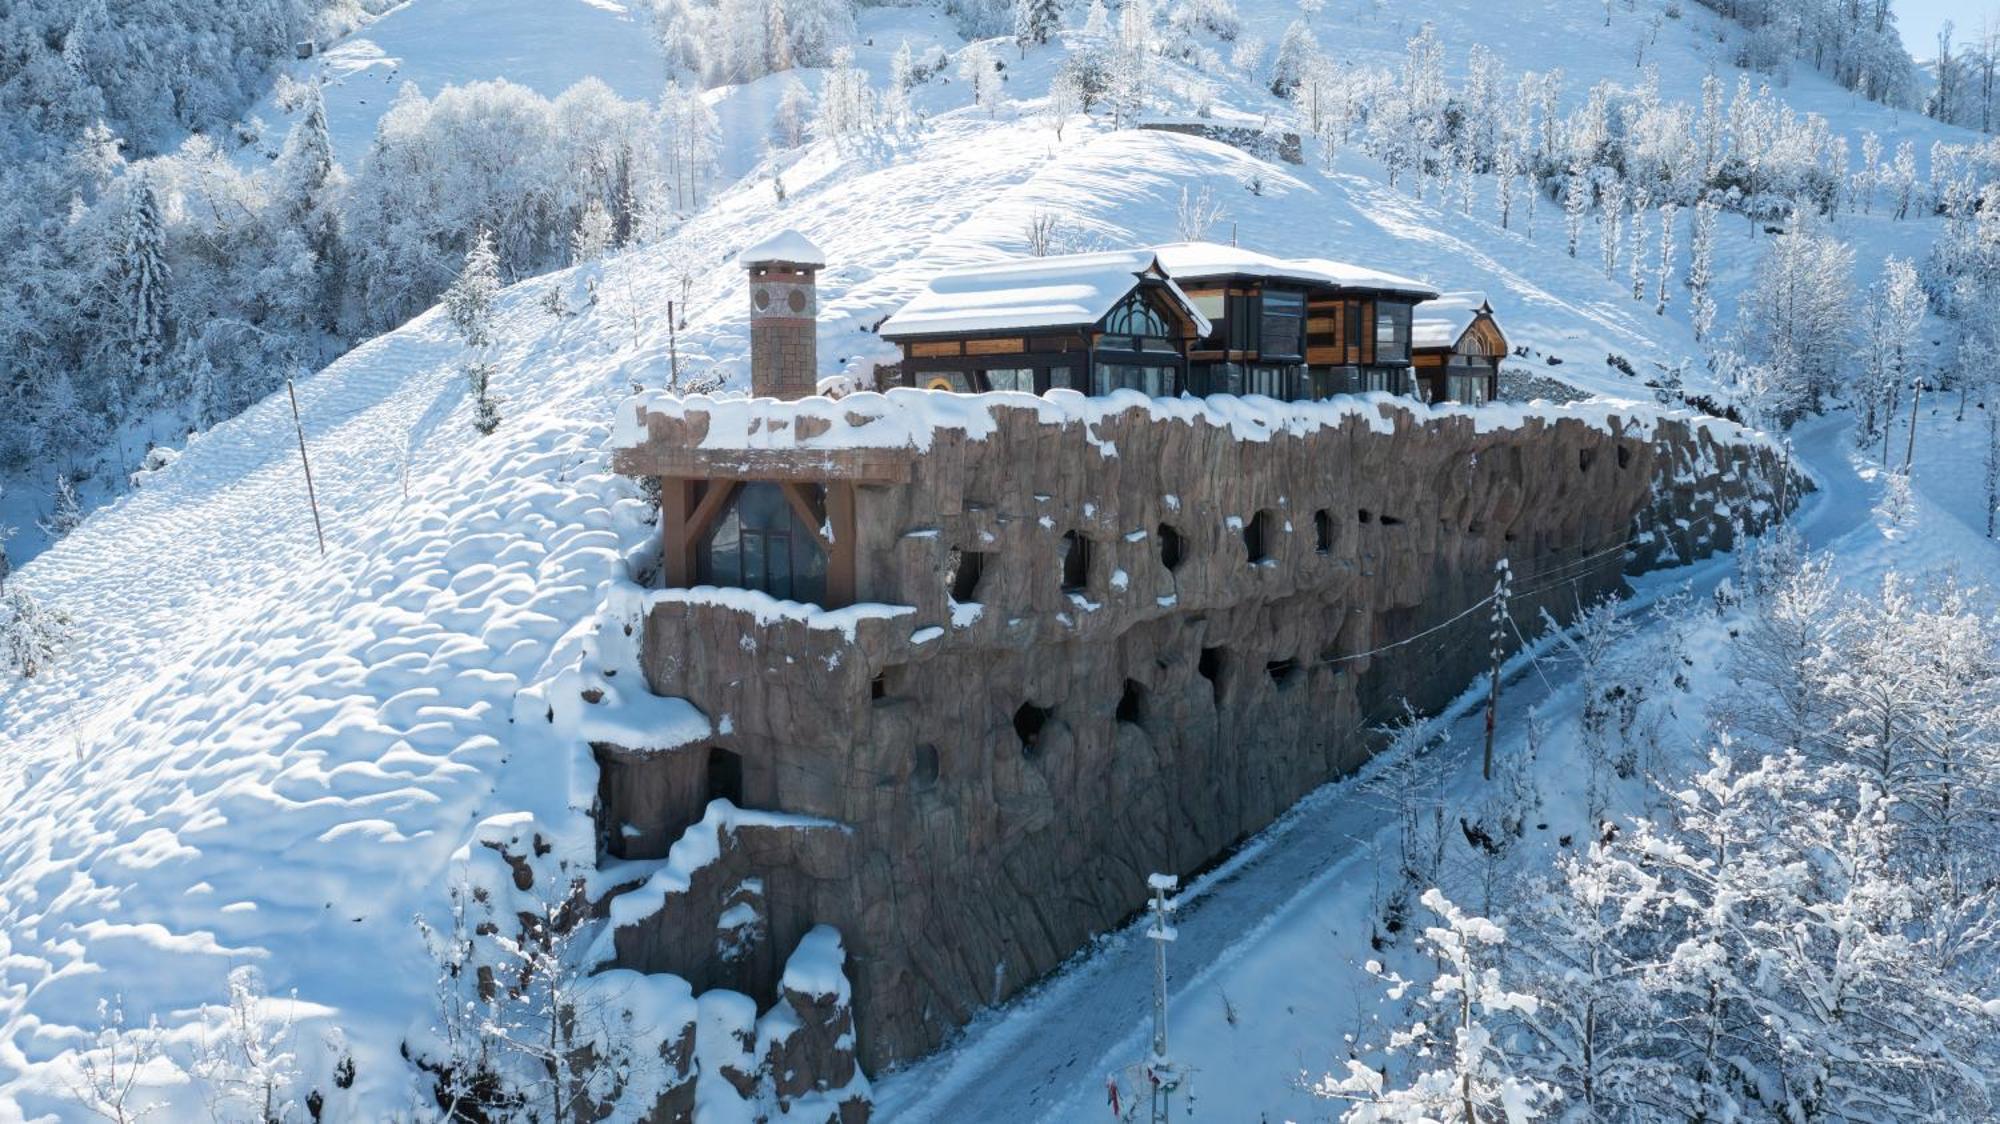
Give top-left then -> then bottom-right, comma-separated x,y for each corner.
242,0 -> 669,167
0,0 -> 1989,1115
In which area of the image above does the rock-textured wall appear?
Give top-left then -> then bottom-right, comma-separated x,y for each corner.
599,393 -> 1797,1075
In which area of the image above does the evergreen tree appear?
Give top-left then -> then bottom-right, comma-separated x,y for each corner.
273,84 -> 343,326
1013,0 -> 1058,52
40,475 -> 83,540
444,230 -> 502,436
115,171 -> 172,405
1563,160 -> 1588,259
1268,20 -> 1316,98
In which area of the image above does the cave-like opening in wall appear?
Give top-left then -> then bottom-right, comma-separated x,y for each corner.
707,746 -> 744,809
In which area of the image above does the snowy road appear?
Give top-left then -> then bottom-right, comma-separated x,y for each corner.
873,412 -> 1870,1122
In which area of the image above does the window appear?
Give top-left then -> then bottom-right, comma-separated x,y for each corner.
1314,509 -> 1332,553
1157,523 -> 1185,571
1446,372 -> 1489,405
1259,290 -> 1305,360
1227,293 -> 1257,351
917,370 -> 974,392
1244,509 -> 1274,564
982,368 -> 1036,393
698,483 -> 828,604
947,547 -> 986,603
1061,531 -> 1091,592
1091,362 -> 1177,398
1102,292 -> 1177,352
1374,302 -> 1412,364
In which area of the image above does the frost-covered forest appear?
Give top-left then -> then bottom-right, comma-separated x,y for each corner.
2,0 -> 2000,1118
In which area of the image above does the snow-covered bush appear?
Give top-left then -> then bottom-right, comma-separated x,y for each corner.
2,586 -> 71,678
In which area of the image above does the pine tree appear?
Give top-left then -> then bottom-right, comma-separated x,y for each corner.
1013,0 -> 1058,52
1269,20 -> 1316,98
117,171 -> 173,403
40,475 -> 83,540
445,231 -> 502,436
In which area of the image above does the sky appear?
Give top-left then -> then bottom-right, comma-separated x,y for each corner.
1899,0 -> 1994,57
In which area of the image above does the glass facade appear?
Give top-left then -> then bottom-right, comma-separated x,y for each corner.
697,482 -> 828,604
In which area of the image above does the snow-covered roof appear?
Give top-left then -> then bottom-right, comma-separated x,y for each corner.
738,229 -> 826,268
878,250 -> 1211,339
1412,291 -> 1495,350
1152,241 -> 1439,299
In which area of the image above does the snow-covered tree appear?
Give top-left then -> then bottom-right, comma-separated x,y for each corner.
445,231 -> 502,436
1269,20 -> 1316,98
1083,0 -> 1111,37
570,199 -> 614,264
192,966 -> 301,1124
1653,200 -> 1677,315
773,78 -> 813,147
957,42 -> 1003,117
815,47 -> 879,144
1858,258 -> 1927,443
40,474 -> 83,540
114,170 -> 172,402
1627,189 -> 1649,302
1313,889 -> 1556,1121
1688,197 -> 1718,343
1562,161 -> 1588,259
1013,0 -> 1059,52
2,586 -> 71,679
1598,175 -> 1625,280
1737,208 -> 1854,422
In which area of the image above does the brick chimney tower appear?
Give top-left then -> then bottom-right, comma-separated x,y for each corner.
738,229 -> 826,400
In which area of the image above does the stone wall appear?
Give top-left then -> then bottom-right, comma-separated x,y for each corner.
599,394 -> 1798,1074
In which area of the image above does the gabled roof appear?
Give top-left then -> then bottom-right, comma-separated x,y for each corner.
878,250 -> 1211,340
1152,241 -> 1439,299
1412,291 -> 1497,350
738,229 -> 827,268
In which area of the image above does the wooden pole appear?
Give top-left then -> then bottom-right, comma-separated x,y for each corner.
1482,558 -> 1511,783
287,378 -> 327,558
668,299 -> 680,391
1904,378 -> 1924,473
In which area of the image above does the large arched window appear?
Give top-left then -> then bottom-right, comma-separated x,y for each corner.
1102,292 -> 1172,341
697,482 -> 828,604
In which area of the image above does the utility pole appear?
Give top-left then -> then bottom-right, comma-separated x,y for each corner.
1903,376 -> 1925,473
1129,873 -> 1189,1123
667,299 -> 681,390
287,377 -> 327,559
1482,557 -> 1511,782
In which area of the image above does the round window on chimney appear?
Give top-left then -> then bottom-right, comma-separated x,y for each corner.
787,289 -> 807,313
753,287 -> 771,310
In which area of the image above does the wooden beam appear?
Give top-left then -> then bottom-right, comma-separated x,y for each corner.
685,480 -> 739,548
826,483 -> 857,607
779,482 -> 832,549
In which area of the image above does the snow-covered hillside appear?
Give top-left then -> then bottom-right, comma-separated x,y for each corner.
2,0 -> 1995,1116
